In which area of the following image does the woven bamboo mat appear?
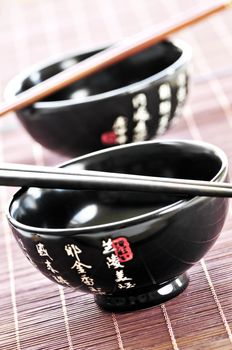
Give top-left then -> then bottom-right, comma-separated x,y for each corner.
1,0 -> 232,349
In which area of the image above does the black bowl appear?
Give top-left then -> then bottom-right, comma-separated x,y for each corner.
5,40 -> 191,157
7,140 -> 228,311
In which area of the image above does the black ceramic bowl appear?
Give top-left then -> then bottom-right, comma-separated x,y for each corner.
7,140 -> 228,311
5,40 -> 191,157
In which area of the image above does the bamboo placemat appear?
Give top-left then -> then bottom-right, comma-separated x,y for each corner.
1,0 -> 232,349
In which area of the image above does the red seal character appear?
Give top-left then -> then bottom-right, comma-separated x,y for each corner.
101,131 -> 117,145
112,237 -> 133,263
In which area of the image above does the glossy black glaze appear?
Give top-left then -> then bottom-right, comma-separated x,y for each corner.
5,40 -> 191,157
7,140 -> 229,311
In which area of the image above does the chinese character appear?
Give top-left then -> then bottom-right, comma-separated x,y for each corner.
112,237 -> 133,262
177,73 -> 186,86
65,244 -> 82,261
45,259 -> 59,274
80,275 -> 95,286
116,135 -> 128,144
115,270 -> 132,283
132,93 -> 147,108
36,243 -> 53,260
106,254 -> 124,269
102,238 -> 114,255
133,109 -> 150,122
118,282 -> 136,289
158,83 -> 171,100
159,101 -> 171,115
177,86 -> 187,102
71,260 -> 92,273
52,275 -> 70,286
112,116 -> 128,145
113,116 -> 127,130
157,115 -> 169,135
89,287 -> 106,295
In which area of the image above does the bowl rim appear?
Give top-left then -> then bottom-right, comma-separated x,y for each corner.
6,140 -> 228,236
4,39 -> 192,110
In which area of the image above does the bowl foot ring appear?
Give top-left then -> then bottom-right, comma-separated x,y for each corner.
95,272 -> 189,312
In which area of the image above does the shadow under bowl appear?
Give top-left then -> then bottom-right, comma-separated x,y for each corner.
5,40 -> 191,157
7,140 -> 228,311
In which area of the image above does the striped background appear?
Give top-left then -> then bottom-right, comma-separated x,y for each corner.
1,0 -> 232,349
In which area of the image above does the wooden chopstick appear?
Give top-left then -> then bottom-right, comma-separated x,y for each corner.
1,0 -> 231,116
0,163 -> 231,198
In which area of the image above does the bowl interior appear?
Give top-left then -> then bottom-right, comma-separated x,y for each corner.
10,142 -> 223,230
17,41 -> 183,102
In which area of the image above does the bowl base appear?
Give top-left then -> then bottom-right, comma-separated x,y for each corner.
95,273 -> 189,312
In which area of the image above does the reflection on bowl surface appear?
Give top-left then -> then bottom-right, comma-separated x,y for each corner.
5,40 -> 191,157
7,140 -> 228,311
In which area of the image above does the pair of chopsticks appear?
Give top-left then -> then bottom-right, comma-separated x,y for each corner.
0,0 -> 231,116
0,163 -> 231,198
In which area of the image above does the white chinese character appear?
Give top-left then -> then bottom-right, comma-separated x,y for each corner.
115,270 -> 132,283
134,120 -> 147,134
106,254 -> 124,269
156,115 -> 170,135
113,116 -> 127,130
71,260 -> 92,273
177,86 -> 187,102
118,282 -> 136,289
113,116 -> 128,143
177,73 -> 186,86
89,287 -> 106,295
52,275 -> 70,286
45,259 -> 59,274
132,93 -> 147,108
159,101 -> 171,115
133,108 -> 150,122
80,275 -> 95,286
36,243 -> 53,260
133,120 -> 148,141
158,83 -> 171,100
102,238 -> 114,255
65,244 -> 82,261
116,135 -> 128,144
